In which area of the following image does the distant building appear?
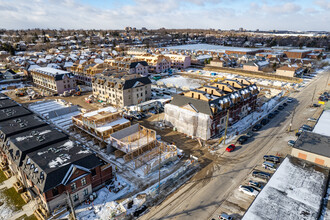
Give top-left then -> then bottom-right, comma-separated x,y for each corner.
163,54 -> 191,69
70,60 -> 108,86
134,54 -> 171,73
105,58 -> 149,76
284,49 -> 312,59
92,74 -> 152,107
31,67 -> 76,94
276,65 -> 304,77
243,60 -> 269,72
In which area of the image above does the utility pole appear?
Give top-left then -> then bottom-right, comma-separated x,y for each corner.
66,191 -> 76,220
288,106 -> 296,132
158,144 -> 161,194
311,85 -> 317,105
223,109 -> 230,145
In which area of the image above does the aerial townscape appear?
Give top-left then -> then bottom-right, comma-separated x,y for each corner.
0,0 -> 330,220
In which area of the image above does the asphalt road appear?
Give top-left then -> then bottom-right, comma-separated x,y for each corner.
140,68 -> 330,220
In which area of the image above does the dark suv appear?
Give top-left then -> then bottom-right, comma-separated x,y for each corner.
237,135 -> 249,144
252,170 -> 271,180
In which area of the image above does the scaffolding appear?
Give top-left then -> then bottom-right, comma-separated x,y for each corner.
164,104 -> 211,140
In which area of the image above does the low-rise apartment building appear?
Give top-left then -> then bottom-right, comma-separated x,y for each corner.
70,60 -> 108,86
31,67 -> 76,94
163,54 -> 191,69
164,78 -> 258,140
134,54 -> 171,73
92,74 -> 152,107
105,57 -> 149,76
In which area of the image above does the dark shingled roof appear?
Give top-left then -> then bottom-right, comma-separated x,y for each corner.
23,140 -> 102,192
0,106 -> 32,122
8,125 -> 68,167
123,76 -> 151,90
130,61 -> 148,68
0,99 -> 19,109
170,94 -> 213,116
293,131 -> 330,158
0,115 -> 47,143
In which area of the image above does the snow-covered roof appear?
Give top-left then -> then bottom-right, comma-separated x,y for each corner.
243,156 -> 328,220
313,110 -> 330,137
95,118 -> 130,132
82,106 -> 117,118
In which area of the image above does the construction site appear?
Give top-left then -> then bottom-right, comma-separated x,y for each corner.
71,107 -> 180,177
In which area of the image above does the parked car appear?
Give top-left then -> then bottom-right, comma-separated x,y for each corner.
295,131 -> 302,137
248,180 -> 262,190
287,98 -> 294,103
299,124 -> 313,132
252,170 -> 271,180
312,103 -> 320,107
319,96 -> 329,101
238,185 -> 259,197
219,213 -> 233,220
252,124 -> 262,131
307,117 -> 317,122
273,110 -> 280,115
226,144 -> 236,152
263,155 -> 280,163
283,102 -> 288,107
246,131 -> 254,138
287,140 -> 295,147
278,105 -> 284,110
261,118 -> 269,125
268,113 -> 275,119
237,135 -> 249,144
262,161 -> 277,171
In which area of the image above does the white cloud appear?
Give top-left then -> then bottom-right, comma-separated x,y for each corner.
0,0 -> 328,31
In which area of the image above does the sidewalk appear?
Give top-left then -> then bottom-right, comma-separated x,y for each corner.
0,175 -> 16,190
10,200 -> 37,220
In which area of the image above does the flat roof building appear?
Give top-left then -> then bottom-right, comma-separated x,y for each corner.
243,156 -> 329,220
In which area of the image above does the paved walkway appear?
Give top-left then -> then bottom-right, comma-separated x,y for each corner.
0,175 -> 16,190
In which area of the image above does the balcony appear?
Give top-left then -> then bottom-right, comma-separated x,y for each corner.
13,181 -> 24,193
0,161 -> 8,171
4,170 -> 12,178
21,191 -> 31,203
34,205 -> 49,220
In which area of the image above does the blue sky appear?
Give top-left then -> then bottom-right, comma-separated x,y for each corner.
0,0 -> 329,30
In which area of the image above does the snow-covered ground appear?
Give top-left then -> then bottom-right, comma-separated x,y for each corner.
243,156 -> 328,220
164,44 -> 259,53
59,157 -> 197,220
0,82 -> 27,93
157,75 -> 203,90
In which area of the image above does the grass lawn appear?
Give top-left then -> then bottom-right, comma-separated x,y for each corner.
0,187 -> 26,211
0,170 -> 7,183
15,214 -> 38,220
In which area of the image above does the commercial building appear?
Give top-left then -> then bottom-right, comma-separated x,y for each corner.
92,74 -> 152,107
291,131 -> 330,167
243,60 -> 269,72
164,78 -> 258,140
284,49 -> 312,59
243,156 -> 329,220
31,67 -> 76,95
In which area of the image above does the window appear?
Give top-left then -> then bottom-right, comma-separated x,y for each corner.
73,194 -> 79,202
91,169 -> 96,176
137,94 -> 139,98
141,93 -> 143,97
52,187 -> 59,196
84,188 -> 88,196
71,183 -> 76,191
81,178 -> 86,186
145,91 -> 147,95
